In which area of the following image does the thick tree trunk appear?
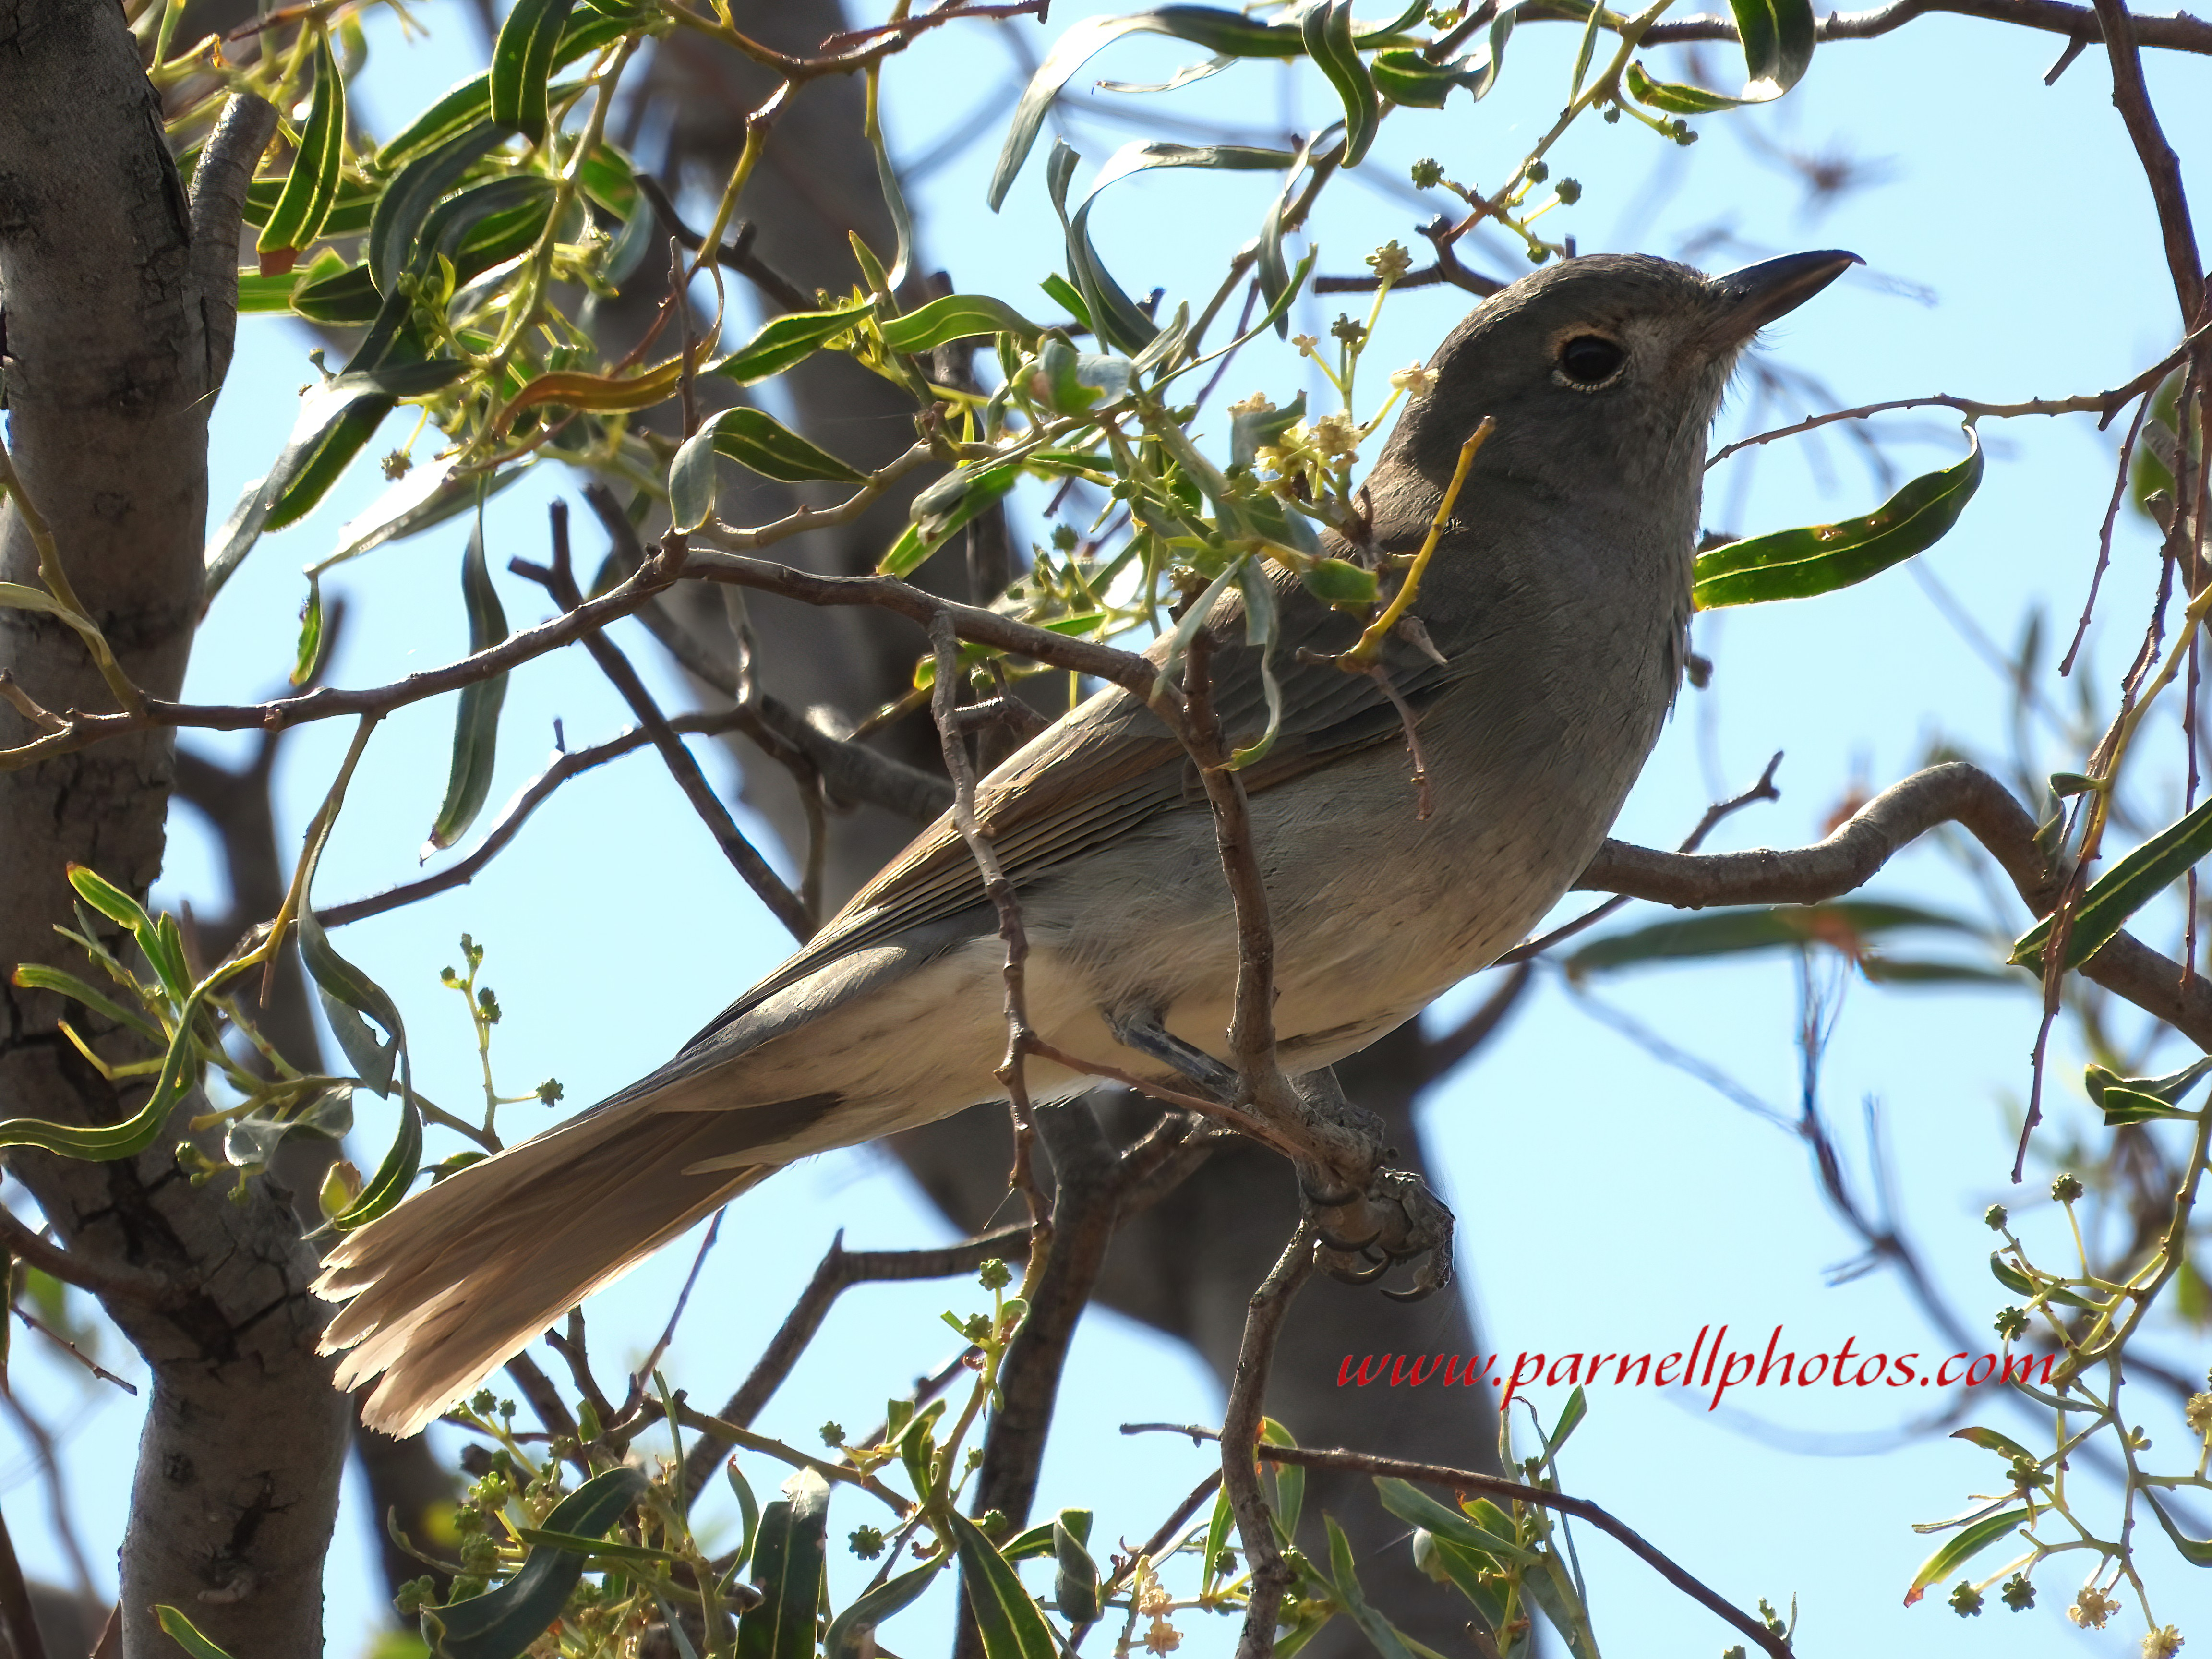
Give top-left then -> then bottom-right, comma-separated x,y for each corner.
0,7 -> 347,1655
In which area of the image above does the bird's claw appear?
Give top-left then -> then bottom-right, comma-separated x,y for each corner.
1305,1167 -> 1455,1298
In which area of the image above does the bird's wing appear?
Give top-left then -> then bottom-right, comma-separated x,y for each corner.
676,565 -> 1466,1050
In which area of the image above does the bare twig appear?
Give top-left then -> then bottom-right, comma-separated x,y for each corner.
619,1209 -> 725,1419
523,503 -> 814,940
184,91 -> 278,393
678,1225 -> 1031,1507
1639,0 -> 2212,59
0,1205 -> 172,1305
0,1503 -> 52,1659
1220,1226 -> 1318,1659
2089,0 -> 2207,325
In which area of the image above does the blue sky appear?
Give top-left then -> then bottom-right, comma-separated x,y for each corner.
6,4 -> 2209,1655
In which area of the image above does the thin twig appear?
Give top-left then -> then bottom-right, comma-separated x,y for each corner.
0,1205 -> 172,1304
1220,1226 -> 1317,1659
523,503 -> 814,940
620,1209 -> 725,1419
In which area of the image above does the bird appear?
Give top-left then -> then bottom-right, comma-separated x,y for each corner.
316,248 -> 1859,1436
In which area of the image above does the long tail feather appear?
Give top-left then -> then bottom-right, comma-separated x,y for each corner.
315,1098 -> 825,1436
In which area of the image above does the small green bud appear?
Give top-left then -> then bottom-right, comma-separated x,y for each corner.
1984,1203 -> 2008,1230
1994,1305 -> 2030,1340
1424,7 -> 1459,26
1050,523 -> 1079,551
1328,314 -> 1367,346
850,1526 -> 887,1559
1554,178 -> 1582,205
476,987 -> 501,1024
1409,157 -> 1445,190
962,1312 -> 992,1343
1526,244 -> 1550,265
2050,1172 -> 2084,1203
2005,1455 -> 2048,1491
1999,1574 -> 2035,1611
394,1576 -> 437,1616
537,1078 -> 565,1105
1524,159 -> 1549,184
977,1509 -> 1009,1540
469,1389 -> 499,1416
1947,1581 -> 1984,1618
1601,103 -> 1621,123
820,1420 -> 846,1447
978,1257 -> 1012,1292
440,966 -> 460,986
1213,1549 -> 1238,1578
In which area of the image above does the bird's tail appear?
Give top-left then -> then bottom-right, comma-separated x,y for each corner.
315,1098 -> 794,1436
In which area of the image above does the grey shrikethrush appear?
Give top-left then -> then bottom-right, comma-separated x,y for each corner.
317,247 -> 1859,1435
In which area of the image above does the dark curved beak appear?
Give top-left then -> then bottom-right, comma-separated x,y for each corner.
1707,249 -> 1862,347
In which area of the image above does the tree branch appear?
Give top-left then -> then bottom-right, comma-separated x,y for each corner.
1576,760 -> 2212,1054
1221,1226 -> 1317,1659
182,91 -> 276,394
1638,0 -> 2212,58
2089,0 -> 2207,324
0,1203 -> 172,1304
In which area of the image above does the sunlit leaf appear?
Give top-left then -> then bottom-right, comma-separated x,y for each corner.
824,1557 -> 945,1659
426,1467 -> 649,1658
1901,1507 -> 2025,1607
1302,1 -> 1379,166
156,1606 -> 240,1659
947,1510 -> 1057,1659
879,294 -> 1047,354
2013,794 -> 2212,974
257,28 -> 348,269
713,300 -> 876,385
1625,0 -> 1815,110
1568,900 -> 1980,977
735,1470 -> 831,1659
491,0 -> 577,144
425,521 -> 510,850
1694,426 -> 1982,609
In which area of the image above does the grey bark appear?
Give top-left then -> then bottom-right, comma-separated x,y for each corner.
0,9 -> 346,1656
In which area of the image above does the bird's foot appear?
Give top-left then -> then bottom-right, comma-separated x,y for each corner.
1305,1166 -> 1456,1302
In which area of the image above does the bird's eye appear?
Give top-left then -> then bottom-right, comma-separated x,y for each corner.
1556,334 -> 1625,387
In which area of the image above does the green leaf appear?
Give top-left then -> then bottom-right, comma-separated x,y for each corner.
880,465 -> 1017,577
2143,1490 -> 2212,1568
824,1557 -> 946,1659
156,1606 -> 240,1659
292,576 -> 327,686
426,520 -> 511,851
709,408 -> 867,485
668,427 -> 721,534
204,361 -> 469,599
1259,1417 -> 1303,1543
491,0 -> 577,144
2013,795 -> 2212,973
1567,900 -> 1979,977
946,1510 -> 1058,1659
297,905 -> 405,1098
727,1458 -> 762,1571
1201,1481 -> 1235,1591
1949,1426 -> 2038,1464
2084,1055 -> 2212,1125
1374,1478 -> 1537,1565
1370,9 -> 1512,107
1324,1516 -> 1419,1659
1625,0 -> 1814,110
1047,142 -> 1159,359
10,963 -> 162,1041
879,294 -> 1047,354
427,1467 -> 649,1658
1988,1250 -> 2094,1310
735,1470 -> 831,1659
1302,1 -> 1379,166
1053,1512 -> 1102,1624
1039,273 -> 1091,329
1695,426 -> 1982,609
258,28 -> 348,263
713,300 -> 876,385
1901,1507 -> 2026,1607
291,260 -> 385,325
368,120 -> 510,296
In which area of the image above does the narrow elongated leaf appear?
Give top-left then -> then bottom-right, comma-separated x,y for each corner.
1374,1478 -> 1536,1565
368,120 -> 509,296
10,964 -> 162,1040
1626,0 -> 1814,110
708,408 -> 867,484
1567,900 -> 1980,977
1988,1250 -> 2094,1309
1695,426 -> 1982,609
991,7 -> 1329,208
1371,8 -> 1513,106
156,1606 -> 239,1659
205,361 -> 469,599
292,576 -> 326,685
1323,1517 -> 1420,1659
1047,142 -> 1158,358
321,459 -> 522,574
668,428 -> 721,533
879,464 -> 1017,576
880,294 -> 1046,354
241,174 -> 379,238
2143,1490 -> 2212,1567
426,522 -> 511,850
501,357 -> 685,427
1411,1530 -> 1513,1632
2014,794 -> 2212,973
419,175 -> 558,286
823,1557 -> 946,1659
1053,1512 -> 1102,1624
735,1470 -> 831,1659
714,301 -> 876,385
946,1511 -> 1058,1659
1950,1425 -> 2038,1464
491,0 -> 577,143
257,28 -> 348,267
1901,1507 -> 2026,1607
1302,1 -> 1379,166
290,260 -> 384,324
428,1467 -> 649,1658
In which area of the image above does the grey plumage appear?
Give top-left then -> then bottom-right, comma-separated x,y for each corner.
316,249 -> 1857,1436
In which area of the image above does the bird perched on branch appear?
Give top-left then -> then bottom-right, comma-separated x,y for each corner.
317,248 -> 1858,1435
